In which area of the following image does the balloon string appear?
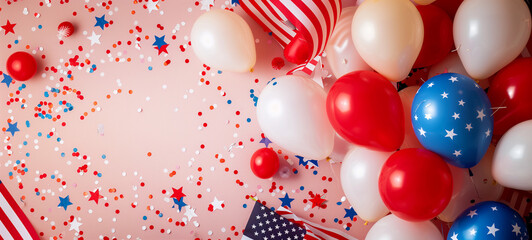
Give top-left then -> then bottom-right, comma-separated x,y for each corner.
490,99 -> 507,117
328,160 -> 344,194
468,168 -> 481,199
451,44 -> 461,53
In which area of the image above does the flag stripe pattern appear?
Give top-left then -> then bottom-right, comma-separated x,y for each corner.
0,181 -> 39,240
240,0 -> 341,68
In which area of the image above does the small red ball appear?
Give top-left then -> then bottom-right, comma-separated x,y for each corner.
58,21 -> 75,38
250,148 -> 279,179
6,51 -> 37,81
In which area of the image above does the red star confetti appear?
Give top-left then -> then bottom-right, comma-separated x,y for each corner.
1,20 -> 16,35
309,194 -> 327,209
89,189 -> 103,204
170,187 -> 185,200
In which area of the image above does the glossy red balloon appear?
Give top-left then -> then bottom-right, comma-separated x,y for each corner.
326,71 -> 404,152
6,51 -> 37,81
284,32 -> 311,65
413,5 -> 453,68
379,148 -> 453,222
488,58 -> 532,141
250,148 -> 279,179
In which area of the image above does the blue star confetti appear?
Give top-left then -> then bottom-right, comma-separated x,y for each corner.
152,35 -> 167,49
278,193 -> 294,208
344,207 -> 357,221
94,15 -> 109,30
5,122 -> 19,136
259,137 -> 272,148
58,195 -> 73,210
1,73 -> 12,87
173,197 -> 187,212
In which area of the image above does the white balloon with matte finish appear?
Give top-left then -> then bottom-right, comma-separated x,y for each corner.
351,0 -> 423,82
366,214 -> 443,240
256,75 -> 335,160
492,120 -> 532,191
341,147 -> 391,222
191,10 -> 256,72
453,0 -> 531,79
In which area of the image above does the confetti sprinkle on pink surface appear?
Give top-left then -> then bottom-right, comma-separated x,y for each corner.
0,0 -> 369,239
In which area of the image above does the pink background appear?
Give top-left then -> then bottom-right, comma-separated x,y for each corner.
0,0 -> 373,239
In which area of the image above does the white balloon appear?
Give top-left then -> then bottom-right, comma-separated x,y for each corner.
351,0 -> 424,82
341,147 -> 391,222
256,75 -> 334,160
454,0 -> 532,79
191,10 -> 256,72
325,6 -> 372,78
493,120 -> 532,191
366,214 -> 443,240
438,145 -> 503,222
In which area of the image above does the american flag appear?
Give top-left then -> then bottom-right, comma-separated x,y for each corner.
0,180 -> 39,240
243,201 -> 357,240
239,0 -> 340,76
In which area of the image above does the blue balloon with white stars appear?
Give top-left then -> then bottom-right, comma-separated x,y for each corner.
447,201 -> 528,240
411,73 -> 493,168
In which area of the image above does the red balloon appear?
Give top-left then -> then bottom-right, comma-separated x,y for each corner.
250,148 -> 279,179
379,148 -> 453,222
433,0 -> 463,19
488,58 -> 532,141
413,5 -> 453,68
284,32 -> 311,65
326,71 -> 404,151
6,51 -> 37,81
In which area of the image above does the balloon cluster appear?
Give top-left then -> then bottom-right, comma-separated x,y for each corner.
188,0 -> 532,238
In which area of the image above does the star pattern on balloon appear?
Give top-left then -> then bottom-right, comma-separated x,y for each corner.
448,201 -> 529,240
486,223 -> 499,237
412,73 -> 493,168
